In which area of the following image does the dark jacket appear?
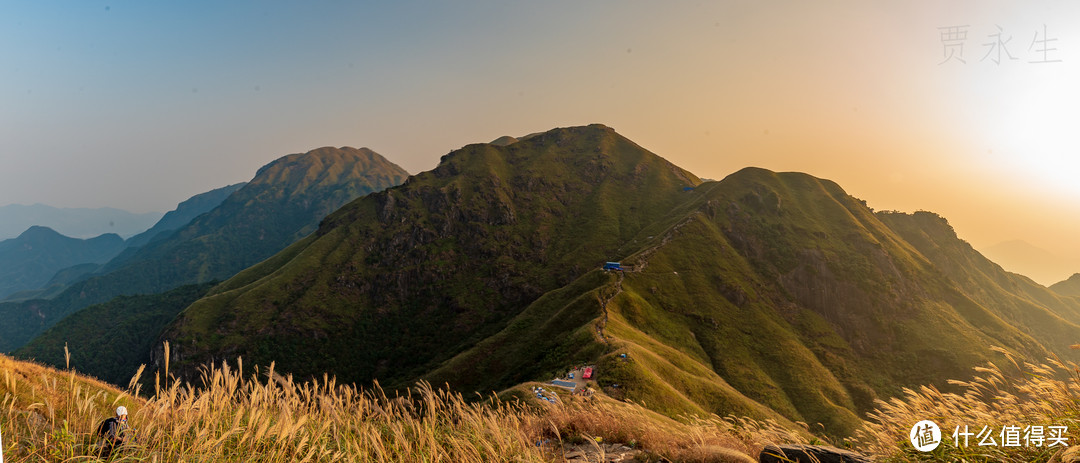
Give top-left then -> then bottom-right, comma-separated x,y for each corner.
97,417 -> 127,446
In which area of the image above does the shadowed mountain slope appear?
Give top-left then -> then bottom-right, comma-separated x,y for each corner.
16,282 -> 215,387
0,147 -> 407,352
7,183 -> 248,302
426,167 -> 1080,436
124,182 -> 246,249
160,124 -> 701,384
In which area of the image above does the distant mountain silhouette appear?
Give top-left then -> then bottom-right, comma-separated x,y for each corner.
5,183 -> 250,302
1051,274 -> 1080,297
125,183 -> 246,249
0,204 -> 160,240
979,240 -> 1080,286
0,227 -> 125,300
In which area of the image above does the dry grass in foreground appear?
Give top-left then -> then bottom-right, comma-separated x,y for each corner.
538,386 -> 810,461
855,347 -> 1080,462
3,356 -> 546,462
0,352 -> 806,463
0,353 -> 143,461
14,344 -> 1080,462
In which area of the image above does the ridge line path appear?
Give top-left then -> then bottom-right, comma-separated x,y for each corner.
595,271 -> 623,344
594,213 -> 699,343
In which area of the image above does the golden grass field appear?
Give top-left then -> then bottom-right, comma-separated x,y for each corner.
854,347 -> 1080,462
2,344 -> 1079,462
0,343 -> 801,463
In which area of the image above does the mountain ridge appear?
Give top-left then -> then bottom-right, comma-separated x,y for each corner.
0,146 -> 408,353
1051,273 -> 1080,298
16,125 -> 1080,441
139,125 -> 1080,438
0,203 -> 161,240
161,124 -> 701,384
124,182 -> 246,249
0,226 -> 125,300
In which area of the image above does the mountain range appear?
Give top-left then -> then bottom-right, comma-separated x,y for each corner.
0,204 -> 161,240
0,227 -> 125,300
0,183 -> 245,303
124,182 -> 247,249
14,125 -> 1080,439
135,125 -> 1080,437
0,146 -> 407,353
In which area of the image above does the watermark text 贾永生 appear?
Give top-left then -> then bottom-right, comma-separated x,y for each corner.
937,24 -> 1062,65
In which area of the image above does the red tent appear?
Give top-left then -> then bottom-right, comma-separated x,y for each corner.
582,367 -> 593,379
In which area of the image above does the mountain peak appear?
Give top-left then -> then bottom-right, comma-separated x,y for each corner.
489,136 -> 519,146
0,226 -> 125,300
163,123 -> 703,387
13,225 -> 121,245
244,147 -> 409,206
1051,273 -> 1080,297
725,167 -> 849,191
253,146 -> 399,181
429,124 -> 699,188
17,225 -> 63,239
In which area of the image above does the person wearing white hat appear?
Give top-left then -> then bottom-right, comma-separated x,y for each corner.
96,405 -> 131,458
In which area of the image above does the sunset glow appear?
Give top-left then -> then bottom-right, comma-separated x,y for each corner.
2,1 -> 1079,283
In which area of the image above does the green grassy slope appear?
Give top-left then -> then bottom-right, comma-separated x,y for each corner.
146,126 -> 1080,439
160,124 -> 701,386
423,168 -> 1070,437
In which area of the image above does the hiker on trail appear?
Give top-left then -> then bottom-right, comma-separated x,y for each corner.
97,406 -> 133,458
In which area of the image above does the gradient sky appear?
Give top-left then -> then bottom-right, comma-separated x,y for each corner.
3,1 -> 1080,283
